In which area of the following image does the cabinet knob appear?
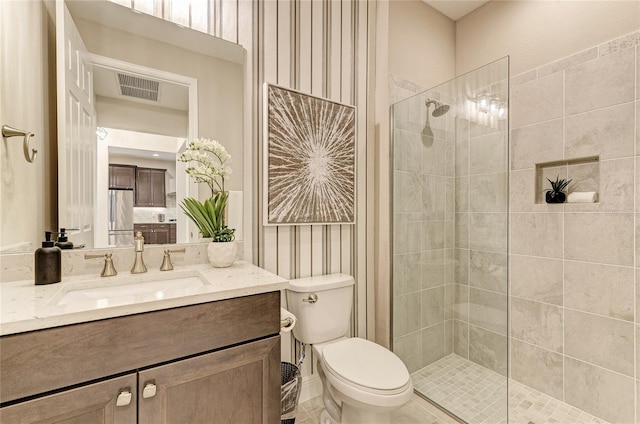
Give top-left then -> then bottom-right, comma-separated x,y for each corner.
142,382 -> 157,399
116,389 -> 132,407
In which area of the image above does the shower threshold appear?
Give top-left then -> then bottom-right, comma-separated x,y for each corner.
411,354 -> 609,424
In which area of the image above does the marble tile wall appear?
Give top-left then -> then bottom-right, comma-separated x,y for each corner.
452,60 -> 510,378
508,30 -> 640,423
453,138 -> 509,374
392,75 -> 456,373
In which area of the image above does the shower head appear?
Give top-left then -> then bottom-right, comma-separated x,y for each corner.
425,99 -> 450,117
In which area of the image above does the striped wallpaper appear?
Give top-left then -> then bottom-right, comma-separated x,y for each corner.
133,0 -> 377,367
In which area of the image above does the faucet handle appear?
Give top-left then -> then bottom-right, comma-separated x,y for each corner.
134,231 -> 145,251
84,252 -> 117,277
160,248 -> 186,271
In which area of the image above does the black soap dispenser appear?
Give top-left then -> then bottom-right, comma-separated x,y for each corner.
55,228 -> 74,250
35,231 -> 61,285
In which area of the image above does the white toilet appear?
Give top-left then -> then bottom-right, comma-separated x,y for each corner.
286,273 -> 413,424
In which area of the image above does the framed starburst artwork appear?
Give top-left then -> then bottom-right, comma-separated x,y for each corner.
264,83 -> 356,225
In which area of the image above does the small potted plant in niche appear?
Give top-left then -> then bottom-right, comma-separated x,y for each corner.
544,175 -> 572,204
178,137 -> 236,267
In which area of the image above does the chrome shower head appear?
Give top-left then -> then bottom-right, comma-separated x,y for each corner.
425,99 -> 450,117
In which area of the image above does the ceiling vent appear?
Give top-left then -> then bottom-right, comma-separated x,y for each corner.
117,73 -> 160,102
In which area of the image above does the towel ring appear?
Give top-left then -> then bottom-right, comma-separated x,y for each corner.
2,125 -> 37,163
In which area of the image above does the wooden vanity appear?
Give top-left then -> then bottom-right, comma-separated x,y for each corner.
0,292 -> 281,423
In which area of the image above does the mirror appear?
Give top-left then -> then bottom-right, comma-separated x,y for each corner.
0,0 -> 243,253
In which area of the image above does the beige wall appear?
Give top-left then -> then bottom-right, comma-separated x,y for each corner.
96,97 -> 188,138
0,1 -> 56,252
456,0 -> 640,76
389,0 -> 455,89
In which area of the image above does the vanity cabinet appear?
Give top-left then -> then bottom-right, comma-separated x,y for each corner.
134,223 -> 175,244
138,337 -> 278,423
0,292 -> 281,424
109,164 -> 136,189
135,167 -> 166,207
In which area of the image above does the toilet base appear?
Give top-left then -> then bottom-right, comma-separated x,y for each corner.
315,356 -> 410,424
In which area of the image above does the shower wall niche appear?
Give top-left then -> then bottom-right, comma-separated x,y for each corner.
534,156 -> 600,204
392,57 -> 509,423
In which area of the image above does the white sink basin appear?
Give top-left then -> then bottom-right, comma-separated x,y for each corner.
56,275 -> 209,307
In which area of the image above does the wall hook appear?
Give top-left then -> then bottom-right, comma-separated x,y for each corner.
2,125 -> 37,163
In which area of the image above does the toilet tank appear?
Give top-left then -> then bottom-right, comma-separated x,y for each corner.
286,273 -> 354,345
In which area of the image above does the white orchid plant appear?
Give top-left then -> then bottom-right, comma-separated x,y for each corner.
178,138 -> 235,242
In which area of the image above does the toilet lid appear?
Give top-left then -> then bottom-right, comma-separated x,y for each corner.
321,338 -> 410,391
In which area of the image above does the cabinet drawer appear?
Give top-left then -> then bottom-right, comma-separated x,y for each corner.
0,292 -> 280,403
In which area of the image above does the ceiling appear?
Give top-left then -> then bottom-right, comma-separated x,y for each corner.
93,66 -> 189,111
423,0 -> 490,21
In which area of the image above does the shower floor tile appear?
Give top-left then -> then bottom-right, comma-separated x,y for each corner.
299,392 -> 459,424
412,354 -> 609,424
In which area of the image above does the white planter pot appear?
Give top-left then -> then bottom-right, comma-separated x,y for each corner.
207,241 -> 237,268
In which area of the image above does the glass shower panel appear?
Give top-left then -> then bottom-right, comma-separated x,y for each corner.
392,57 -> 509,423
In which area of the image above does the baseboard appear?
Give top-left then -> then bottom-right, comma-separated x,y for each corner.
299,374 -> 322,403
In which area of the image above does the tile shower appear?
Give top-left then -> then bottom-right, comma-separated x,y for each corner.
392,31 -> 640,424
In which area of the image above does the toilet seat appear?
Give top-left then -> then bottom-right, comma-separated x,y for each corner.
320,338 -> 412,398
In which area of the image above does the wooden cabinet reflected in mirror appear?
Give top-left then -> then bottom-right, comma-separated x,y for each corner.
109,164 -> 136,189
135,168 -> 166,208
133,223 -> 175,245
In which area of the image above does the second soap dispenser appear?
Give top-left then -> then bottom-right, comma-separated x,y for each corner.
55,228 -> 74,250
35,231 -> 61,285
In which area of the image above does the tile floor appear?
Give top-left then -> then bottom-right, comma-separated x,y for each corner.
413,354 -> 609,424
297,354 -> 610,424
298,392 -> 460,424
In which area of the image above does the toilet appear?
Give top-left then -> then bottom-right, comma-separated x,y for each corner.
286,273 -> 413,424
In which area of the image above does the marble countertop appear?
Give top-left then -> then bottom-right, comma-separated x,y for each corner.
133,221 -> 176,225
0,261 -> 287,336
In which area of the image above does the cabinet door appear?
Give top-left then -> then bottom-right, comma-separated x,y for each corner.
138,336 -> 280,424
149,169 -> 166,207
0,373 -> 136,424
135,168 -> 151,206
135,168 -> 166,207
109,165 -> 136,189
153,224 -> 170,244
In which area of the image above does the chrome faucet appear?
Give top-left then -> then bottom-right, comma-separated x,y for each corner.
131,231 -> 147,274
